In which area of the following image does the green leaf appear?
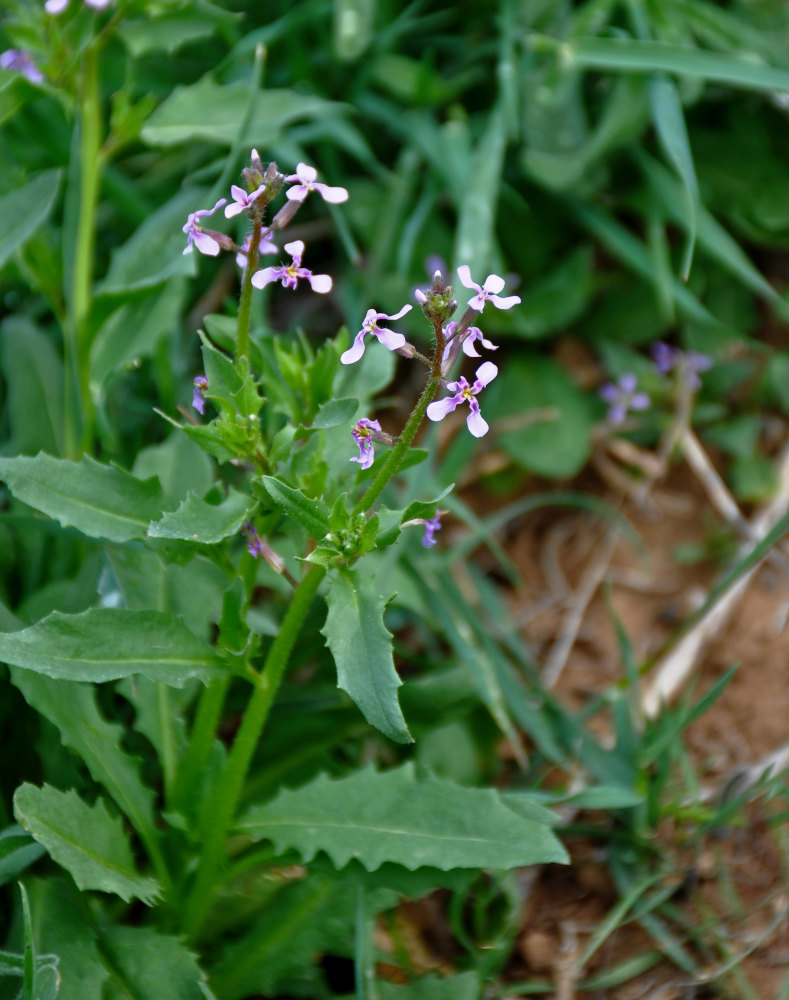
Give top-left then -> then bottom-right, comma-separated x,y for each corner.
257,476 -> 330,538
99,926 -> 212,1000
0,170 -> 61,269
14,784 -> 160,903
515,246 -> 593,339
0,318 -> 64,456
649,74 -> 698,280
485,355 -> 593,478
454,107 -> 506,277
379,972 -> 481,1000
401,485 -> 454,524
147,488 -> 254,544
0,608 -> 226,685
10,672 -> 159,852
308,396 -> 358,430
141,78 -> 345,147
0,825 -> 45,888
237,763 -> 568,871
321,569 -> 412,744
0,453 -> 168,543
100,189 -> 198,293
563,36 -> 789,93
118,9 -> 235,56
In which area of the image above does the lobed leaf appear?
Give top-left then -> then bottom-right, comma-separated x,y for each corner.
147,488 -> 254,544
321,569 -> 412,744
0,452 -> 168,543
13,784 -> 161,904
257,476 -> 331,538
236,762 -> 568,871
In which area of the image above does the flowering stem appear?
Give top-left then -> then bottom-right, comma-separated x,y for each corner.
66,45 -> 102,456
352,376 -> 441,517
235,217 -> 262,362
182,563 -> 326,941
174,676 -> 230,819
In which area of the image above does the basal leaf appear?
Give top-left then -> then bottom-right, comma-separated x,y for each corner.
236,763 -> 568,871
10,671 -> 159,852
308,396 -> 358,430
147,489 -> 254,544
0,170 -> 62,269
321,569 -> 412,744
0,608 -> 226,685
14,785 -> 160,903
0,453 -> 168,543
0,318 -> 64,456
99,926 -> 212,1000
257,476 -> 330,538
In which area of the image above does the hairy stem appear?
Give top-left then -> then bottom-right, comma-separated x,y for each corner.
352,376 -> 441,517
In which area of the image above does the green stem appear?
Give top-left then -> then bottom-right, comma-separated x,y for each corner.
181,563 -> 326,941
352,377 -> 441,516
65,45 -> 103,456
235,217 -> 262,361
173,676 -> 230,820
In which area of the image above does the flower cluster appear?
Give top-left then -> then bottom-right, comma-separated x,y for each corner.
181,157 -> 348,295
1,50 -> 44,84
652,342 -> 712,390
599,373 -> 650,426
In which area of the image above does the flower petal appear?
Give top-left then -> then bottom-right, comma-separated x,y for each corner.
375,329 -> 406,351
489,293 -> 521,310
309,273 -> 333,294
482,274 -> 505,294
383,304 -> 413,322
224,202 -> 244,218
426,397 -> 460,422
284,240 -> 305,257
456,265 -> 478,291
315,182 -> 349,203
285,185 -> 308,202
251,267 -> 278,289
466,407 -> 489,438
341,332 -> 367,365
193,232 -> 221,256
475,361 -> 498,387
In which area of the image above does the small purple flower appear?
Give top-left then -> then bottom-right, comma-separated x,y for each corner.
242,522 -> 265,559
236,230 -> 278,268
0,50 -> 44,84
599,373 -> 651,426
183,198 -> 227,257
225,183 -> 267,219
340,305 -> 412,365
251,240 -> 332,294
349,418 -> 382,471
457,265 -> 521,312
426,361 -> 498,438
192,376 -> 208,416
284,163 -> 349,204
421,514 -> 442,548
651,342 -> 712,391
45,0 -> 110,13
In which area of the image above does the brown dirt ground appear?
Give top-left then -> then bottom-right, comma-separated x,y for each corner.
385,457 -> 789,997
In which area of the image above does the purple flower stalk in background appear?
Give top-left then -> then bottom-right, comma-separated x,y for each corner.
236,230 -> 278,268
349,418 -> 382,470
0,50 -> 44,84
224,184 -> 267,219
285,163 -> 349,204
251,240 -> 332,294
45,0 -> 110,13
421,514 -> 442,548
457,266 -> 521,312
599,373 -> 651,426
341,305 -> 412,365
426,361 -> 498,438
192,376 -> 208,416
652,342 -> 712,391
183,199 -> 227,257
242,523 -> 265,559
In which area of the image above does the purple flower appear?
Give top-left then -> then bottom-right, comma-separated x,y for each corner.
284,163 -> 349,204
340,305 -> 412,365
236,230 -> 278,268
426,361 -> 498,438
242,522 -> 265,559
183,198 -> 227,257
599,373 -> 651,426
251,240 -> 332,294
0,50 -> 44,84
651,342 -> 712,391
192,376 -> 208,416
45,0 -> 110,13
224,183 -> 267,219
421,514 -> 442,548
349,418 -> 382,471
457,265 -> 521,312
